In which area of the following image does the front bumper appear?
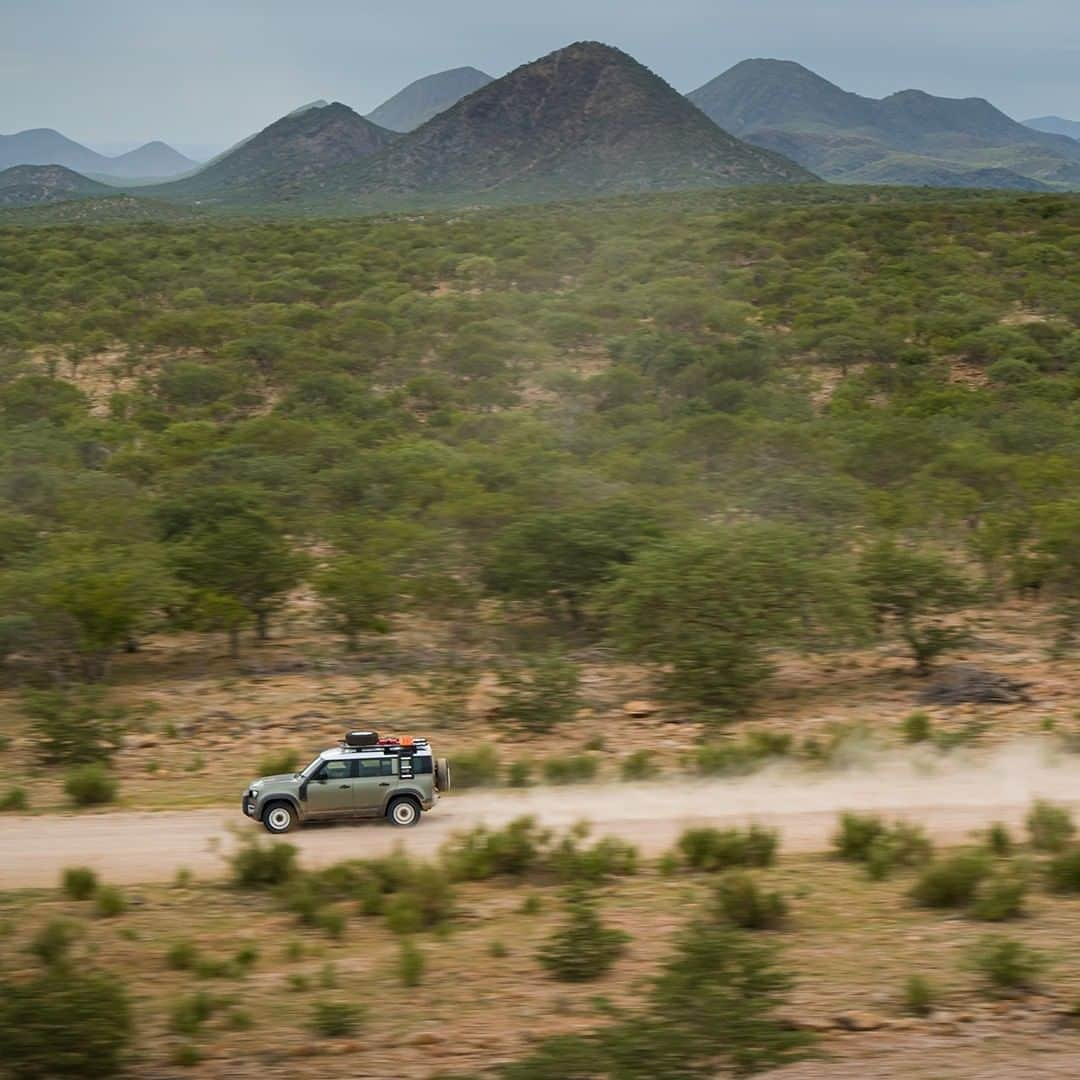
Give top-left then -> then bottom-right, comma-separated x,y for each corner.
242,795 -> 257,818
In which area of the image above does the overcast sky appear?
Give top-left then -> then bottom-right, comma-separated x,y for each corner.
3,0 -> 1077,157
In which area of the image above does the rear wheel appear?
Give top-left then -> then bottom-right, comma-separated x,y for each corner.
387,797 -> 421,827
263,801 -> 297,834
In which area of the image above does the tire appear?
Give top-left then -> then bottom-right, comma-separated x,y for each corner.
435,757 -> 451,793
387,797 -> 421,828
263,801 -> 297,834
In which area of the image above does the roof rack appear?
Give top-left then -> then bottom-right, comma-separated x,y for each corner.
338,732 -> 429,754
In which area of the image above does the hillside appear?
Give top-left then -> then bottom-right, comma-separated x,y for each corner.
0,163 -> 113,206
689,59 -> 1080,190
1025,115 -> 1080,140
325,42 -> 813,207
0,127 -> 197,178
142,102 -> 397,204
367,66 -> 494,131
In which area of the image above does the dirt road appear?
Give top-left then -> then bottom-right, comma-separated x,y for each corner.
3,743 -> 1078,888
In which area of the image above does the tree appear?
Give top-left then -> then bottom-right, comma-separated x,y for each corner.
604,523 -> 864,716
858,539 -> 977,674
313,557 -> 398,652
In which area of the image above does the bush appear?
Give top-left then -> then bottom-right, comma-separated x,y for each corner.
61,866 -> 98,901
1046,847 -> 1080,892
970,936 -> 1047,994
549,828 -> 638,884
911,851 -> 990,909
714,872 -> 788,930
831,812 -> 886,861
1026,800 -> 1075,852
452,745 -> 500,789
901,711 -> 932,743
170,991 -> 218,1036
969,870 -> 1028,922
985,822 -> 1014,857
310,999 -> 363,1037
445,817 -> 550,881
696,731 -> 792,777
166,940 -> 199,971
903,974 -> 937,1016
257,749 -> 299,776
384,864 -> 455,934
542,754 -> 598,785
23,689 -> 126,765
94,886 -> 127,918
0,968 -> 133,1078
400,939 -> 425,987
64,764 -> 117,807
676,825 -> 778,872
537,890 -> 629,983
619,749 -> 651,781
507,760 -> 534,787
493,653 -> 582,733
29,919 -> 79,967
0,786 -> 28,811
865,822 -> 934,880
229,837 -> 298,888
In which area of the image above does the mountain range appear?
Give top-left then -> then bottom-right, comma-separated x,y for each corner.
1024,116 -> 1080,141
0,164 -> 114,207
366,67 -> 494,132
0,129 -> 198,179
688,59 -> 1080,191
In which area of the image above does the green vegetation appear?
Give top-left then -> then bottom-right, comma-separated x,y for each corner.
61,866 -> 98,900
970,936 -> 1048,994
309,999 -> 363,1037
1026,800 -> 1075,852
63,764 -> 118,806
537,889 -> 630,982
902,973 -> 938,1017
675,825 -> 779,872
714,872 -> 788,929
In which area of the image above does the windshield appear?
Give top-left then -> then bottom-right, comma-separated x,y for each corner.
299,755 -> 323,778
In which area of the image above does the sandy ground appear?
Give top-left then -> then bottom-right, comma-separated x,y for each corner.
4,742 -> 1078,888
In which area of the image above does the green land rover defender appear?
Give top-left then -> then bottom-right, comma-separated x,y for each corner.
242,732 -> 450,833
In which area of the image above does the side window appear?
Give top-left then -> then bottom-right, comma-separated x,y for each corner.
357,758 -> 395,778
317,760 -> 352,781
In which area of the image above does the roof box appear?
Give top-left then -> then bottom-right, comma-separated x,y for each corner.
345,731 -> 379,747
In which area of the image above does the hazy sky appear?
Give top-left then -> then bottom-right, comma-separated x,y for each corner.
4,0 -> 1078,157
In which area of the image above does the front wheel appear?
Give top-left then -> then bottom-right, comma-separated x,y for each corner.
263,801 -> 297,834
387,797 -> 421,828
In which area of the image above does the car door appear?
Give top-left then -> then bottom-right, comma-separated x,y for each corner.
306,759 -> 356,816
353,756 -> 396,815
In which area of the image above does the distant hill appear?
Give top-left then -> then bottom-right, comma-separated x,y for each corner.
143,102 -> 397,204
325,42 -> 813,207
367,67 -> 494,132
0,164 -> 113,207
688,59 -> 1080,190
0,128 -> 198,178
1024,115 -> 1080,141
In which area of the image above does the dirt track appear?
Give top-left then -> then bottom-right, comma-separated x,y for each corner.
4,743 -> 1079,888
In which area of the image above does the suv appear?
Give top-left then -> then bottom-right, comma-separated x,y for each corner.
242,732 -> 450,833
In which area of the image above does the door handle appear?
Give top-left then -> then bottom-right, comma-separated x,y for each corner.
379,782 -> 390,786
338,784 -> 350,789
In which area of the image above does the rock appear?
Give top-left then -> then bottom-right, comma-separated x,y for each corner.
917,665 -> 1033,706
834,1011 -> 886,1032
414,1033 -> 444,1046
623,700 -> 662,718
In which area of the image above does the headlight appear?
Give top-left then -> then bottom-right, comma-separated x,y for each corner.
248,787 -> 258,797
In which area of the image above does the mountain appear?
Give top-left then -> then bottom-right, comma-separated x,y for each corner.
688,60 -> 1080,190
367,67 -> 494,132
325,42 -> 813,207
1024,115 -> 1080,141
0,164 -> 113,207
0,128 -> 198,178
144,102 -> 397,204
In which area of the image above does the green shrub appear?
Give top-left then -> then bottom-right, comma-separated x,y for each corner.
831,812 -> 887,861
171,1043 -> 201,1068
1046,847 -> 1080,892
310,999 -> 363,1037
316,905 -> 347,939
170,991 -> 218,1036
1026,800 -> 1075,852
64,764 -> 117,807
0,786 -> 28,811
969,871 -> 1028,922
549,826 -> 637,884
61,866 -> 98,901
23,689 -> 126,765
452,745 -> 500,788
228,1008 -> 255,1031
507,760 -> 534,787
985,822 -> 1014,857
94,886 -> 127,918
166,940 -> 199,971
903,974 -> 937,1016
865,822 -> 934,880
229,837 -> 298,888
400,939 -> 425,987
619,749 -> 651,781
445,817 -> 550,881
970,936 -> 1047,994
537,890 -> 629,983
257,749 -> 299,776
493,653 -> 582,733
901,711 -> 932,743
714,873 -> 788,930
542,754 -> 598,785
676,825 -> 778,872
911,851 -> 990,909
234,944 -> 259,971
696,732 -> 792,777
0,968 -> 133,1078
29,919 -> 79,967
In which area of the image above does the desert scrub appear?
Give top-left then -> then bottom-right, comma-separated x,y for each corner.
228,836 -> 298,888
714,872 -> 788,930
1046,847 -> 1080,892
620,749 -> 651,781
170,990 -> 219,1036
537,889 -> 629,982
310,999 -> 363,1037
696,731 -> 791,777
64,763 -> 118,807
61,866 -> 99,901
29,919 -> 79,967
910,851 -> 990,909
984,822 -> 1014,857
166,940 -> 199,971
902,973 -> 938,1016
970,936 -> 1047,994
491,652 -> 582,734
444,817 -> 550,881
257,749 -> 299,776
969,868 -> 1029,921
676,825 -> 779,872
901,711 -> 932,743
94,885 -> 127,918
542,753 -> 598,785
1026,800 -> 1075,852
399,939 -> 425,987
451,744 -> 500,789
0,786 -> 28,811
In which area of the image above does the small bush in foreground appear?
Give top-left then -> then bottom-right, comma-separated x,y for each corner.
620,749 -> 651,781
903,973 -> 937,1016
310,999 -> 363,1037
0,786 -> 28,811
229,837 -> 298,888
1026,800 -> 1075,853
538,890 -> 629,983
676,824 -> 778,871
451,745 -> 500,789
61,866 -> 98,901
985,822 -> 1014,857
64,764 -> 117,807
714,872 -> 788,930
444,817 -> 550,881
901,711 -> 932,744
169,991 -> 218,1036
970,936 -> 1047,994
831,812 -> 886,862
542,753 -> 598,785
94,886 -> 127,918
1046,847 -> 1080,892
911,851 -> 990,909
257,749 -> 299,776
166,940 -> 199,971
969,870 -> 1028,922
29,919 -> 79,967
400,939 -> 425,987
